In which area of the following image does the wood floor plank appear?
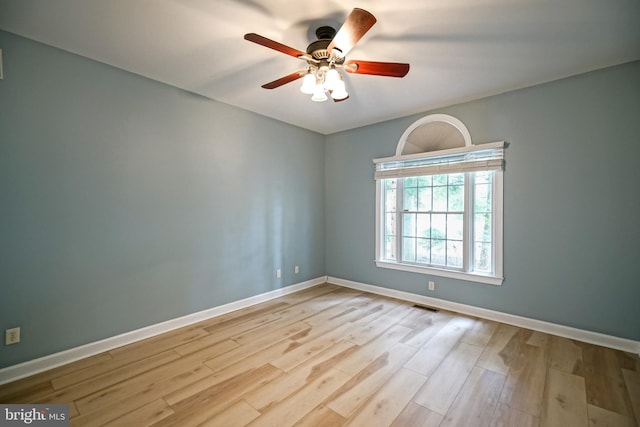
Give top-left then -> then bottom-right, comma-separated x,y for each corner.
397,305 -> 438,330
51,342 -> 188,390
246,368 -> 351,427
461,317 -> 500,348
541,368 -> 588,427
75,361 -> 213,415
293,404 -> 346,427
243,340 -> 357,412
326,343 -> 418,418
440,366 -> 506,426
70,364 -> 213,425
412,341 -> 484,415
476,323 -> 520,375
231,317 -> 312,346
390,402 -> 443,427
0,377 -> 55,404
587,404 -> 636,427
580,343 -> 636,418
193,299 -> 290,332
270,322 -> 354,372
198,399 -> 261,427
102,398 -> 174,427
404,316 -> 475,377
108,327 -> 210,363
498,339 -> 548,416
35,350 -> 181,405
548,336 -> 583,375
349,299 -> 407,327
621,368 -> 640,425
201,312 -> 283,343
343,314 -> 400,346
172,333 -> 242,356
400,310 -> 455,348
332,324 -> 412,376
0,352 -> 113,402
344,368 -> 426,427
159,364 -> 282,426
202,321 -> 310,374
174,338 -> 295,399
489,402 -> 539,427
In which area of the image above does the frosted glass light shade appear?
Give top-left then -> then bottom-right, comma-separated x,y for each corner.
311,84 -> 328,102
331,80 -> 348,100
324,68 -> 339,91
300,73 -> 316,94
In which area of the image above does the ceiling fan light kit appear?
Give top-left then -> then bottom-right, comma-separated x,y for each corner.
244,8 -> 409,103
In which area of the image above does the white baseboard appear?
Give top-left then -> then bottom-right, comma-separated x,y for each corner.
0,276 -> 327,385
328,276 -> 640,356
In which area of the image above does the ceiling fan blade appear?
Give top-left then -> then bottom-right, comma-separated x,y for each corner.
344,60 -> 410,77
261,70 -> 306,89
244,33 -> 308,59
327,8 -> 377,57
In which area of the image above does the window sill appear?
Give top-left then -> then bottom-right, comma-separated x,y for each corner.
375,260 -> 503,286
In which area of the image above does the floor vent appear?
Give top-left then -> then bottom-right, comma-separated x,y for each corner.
412,304 -> 439,312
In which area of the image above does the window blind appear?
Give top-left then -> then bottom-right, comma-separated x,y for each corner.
374,142 -> 505,180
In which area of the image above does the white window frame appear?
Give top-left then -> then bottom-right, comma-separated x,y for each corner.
373,115 -> 504,286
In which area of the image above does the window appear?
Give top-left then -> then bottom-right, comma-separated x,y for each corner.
374,115 -> 504,285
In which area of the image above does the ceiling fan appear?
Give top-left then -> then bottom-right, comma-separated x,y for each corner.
244,8 -> 410,102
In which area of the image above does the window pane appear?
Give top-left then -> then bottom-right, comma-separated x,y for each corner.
404,176 -> 417,187
433,186 -> 448,211
474,184 -> 492,212
385,213 -> 396,237
447,240 -> 463,267
431,214 -> 446,239
386,178 -> 396,190
385,188 -> 396,212
385,236 -> 396,261
449,173 -> 464,185
474,213 -> 491,242
448,185 -> 464,211
417,238 -> 430,263
447,214 -> 464,240
433,175 -> 447,186
475,171 -> 492,185
404,187 -> 418,211
474,242 -> 492,272
417,176 -> 432,186
403,213 -> 416,237
402,237 -> 416,262
431,239 -> 446,265
417,213 -> 431,238
417,187 -> 432,211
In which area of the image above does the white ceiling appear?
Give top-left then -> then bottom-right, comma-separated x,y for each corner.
1,0 -> 639,134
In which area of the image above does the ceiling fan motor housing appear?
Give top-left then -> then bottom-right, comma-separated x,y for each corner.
306,26 -> 344,63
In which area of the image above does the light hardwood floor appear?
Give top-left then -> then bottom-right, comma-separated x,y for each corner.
1,283 -> 638,426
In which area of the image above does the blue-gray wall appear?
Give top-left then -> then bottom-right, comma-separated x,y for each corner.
0,31 -> 326,368
326,60 -> 640,341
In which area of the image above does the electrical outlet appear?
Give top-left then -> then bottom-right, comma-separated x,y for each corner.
294,265 -> 299,274
5,327 -> 20,345
428,281 -> 435,291
276,269 -> 281,278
